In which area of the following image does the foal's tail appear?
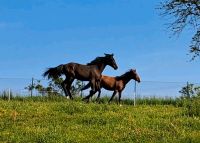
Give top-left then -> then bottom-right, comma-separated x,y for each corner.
43,64 -> 64,80
81,82 -> 91,91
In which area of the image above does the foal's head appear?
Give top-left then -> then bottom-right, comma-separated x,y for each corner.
104,53 -> 118,70
129,69 -> 141,82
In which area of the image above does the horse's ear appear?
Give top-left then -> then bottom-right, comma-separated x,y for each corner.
131,69 -> 136,72
104,53 -> 113,56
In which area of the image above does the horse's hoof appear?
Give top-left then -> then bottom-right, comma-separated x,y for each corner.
82,97 -> 88,102
82,98 -> 89,103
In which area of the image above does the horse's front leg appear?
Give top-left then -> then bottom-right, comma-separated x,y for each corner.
83,79 -> 98,102
82,90 -> 97,102
118,91 -> 122,105
95,79 -> 101,102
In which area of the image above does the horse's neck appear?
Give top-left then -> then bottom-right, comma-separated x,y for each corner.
121,74 -> 132,85
96,63 -> 106,73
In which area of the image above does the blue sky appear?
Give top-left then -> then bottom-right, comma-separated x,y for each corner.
0,0 -> 200,84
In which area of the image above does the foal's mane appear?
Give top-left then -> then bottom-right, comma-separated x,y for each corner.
87,56 -> 105,65
116,70 -> 131,80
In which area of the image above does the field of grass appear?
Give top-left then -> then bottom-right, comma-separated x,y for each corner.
0,97 -> 200,143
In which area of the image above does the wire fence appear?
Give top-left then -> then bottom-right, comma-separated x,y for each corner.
0,77 -> 199,100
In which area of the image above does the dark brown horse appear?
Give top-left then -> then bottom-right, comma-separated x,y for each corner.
43,54 -> 118,100
81,69 -> 140,104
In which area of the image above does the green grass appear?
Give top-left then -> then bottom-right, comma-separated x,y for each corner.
0,97 -> 200,143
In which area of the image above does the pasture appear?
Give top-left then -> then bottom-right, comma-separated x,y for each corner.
0,97 -> 200,143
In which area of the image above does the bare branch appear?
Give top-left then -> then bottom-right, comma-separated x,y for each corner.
158,0 -> 200,60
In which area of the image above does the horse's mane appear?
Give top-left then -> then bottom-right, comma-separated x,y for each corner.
116,70 -> 131,80
87,56 -> 105,65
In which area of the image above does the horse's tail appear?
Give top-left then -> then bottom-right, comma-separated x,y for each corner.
81,82 -> 91,91
43,64 -> 64,80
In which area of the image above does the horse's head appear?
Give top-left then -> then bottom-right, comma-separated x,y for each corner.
104,53 -> 118,70
130,69 -> 141,83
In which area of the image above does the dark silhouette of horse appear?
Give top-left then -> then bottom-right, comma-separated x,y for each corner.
43,54 -> 118,100
81,69 -> 140,104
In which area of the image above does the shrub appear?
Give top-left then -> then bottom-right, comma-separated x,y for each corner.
0,90 -> 13,100
184,97 -> 200,117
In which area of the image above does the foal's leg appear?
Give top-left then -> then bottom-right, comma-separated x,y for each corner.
108,91 -> 117,103
81,82 -> 91,91
118,91 -> 122,105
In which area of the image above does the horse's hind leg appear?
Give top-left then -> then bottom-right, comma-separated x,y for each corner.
96,89 -> 101,102
66,78 -> 74,100
61,78 -> 74,99
61,80 -> 70,97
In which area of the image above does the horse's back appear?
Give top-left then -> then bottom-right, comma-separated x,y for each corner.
101,75 -> 116,90
64,62 -> 100,81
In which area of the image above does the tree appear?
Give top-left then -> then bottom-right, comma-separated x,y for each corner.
179,83 -> 200,99
25,79 -> 62,96
25,78 -> 85,97
47,78 -> 64,94
158,0 -> 200,60
71,80 -> 85,96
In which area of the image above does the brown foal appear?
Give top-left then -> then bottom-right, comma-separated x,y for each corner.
82,69 -> 141,104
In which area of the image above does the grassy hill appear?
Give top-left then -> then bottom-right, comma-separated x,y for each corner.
0,97 -> 200,143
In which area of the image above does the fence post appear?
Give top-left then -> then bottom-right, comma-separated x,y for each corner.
134,80 -> 137,106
